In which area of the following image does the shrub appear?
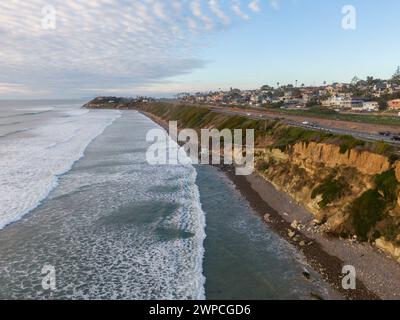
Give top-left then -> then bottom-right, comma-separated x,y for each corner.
351,190 -> 386,241
374,169 -> 399,203
256,159 -> 271,171
337,135 -> 365,154
271,126 -> 330,151
311,176 -> 350,208
372,141 -> 392,155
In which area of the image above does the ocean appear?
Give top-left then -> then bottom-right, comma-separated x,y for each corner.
0,101 -> 332,299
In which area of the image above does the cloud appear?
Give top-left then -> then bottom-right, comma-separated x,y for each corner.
0,83 -> 36,95
190,0 -> 214,30
208,0 -> 230,25
249,0 -> 261,12
0,0 -> 263,97
231,1 -> 250,20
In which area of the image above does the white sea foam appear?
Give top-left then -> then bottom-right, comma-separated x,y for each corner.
16,107 -> 55,112
185,167 -> 207,300
0,109 -> 121,229
62,109 -> 90,117
0,111 -> 206,300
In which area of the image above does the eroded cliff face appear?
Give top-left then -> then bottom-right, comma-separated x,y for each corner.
256,141 -> 400,261
291,142 -> 391,176
395,161 -> 400,183
257,144 -> 369,227
128,102 -> 400,262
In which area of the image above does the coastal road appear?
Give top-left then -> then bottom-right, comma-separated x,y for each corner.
210,107 -> 400,146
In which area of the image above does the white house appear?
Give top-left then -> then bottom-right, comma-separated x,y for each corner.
362,101 -> 379,112
322,96 -> 344,108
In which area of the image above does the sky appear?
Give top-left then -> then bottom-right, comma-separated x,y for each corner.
0,0 -> 399,99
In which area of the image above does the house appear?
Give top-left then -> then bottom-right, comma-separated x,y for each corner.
302,93 -> 310,104
362,101 -> 379,112
372,83 -> 388,97
388,99 -> 400,110
342,98 -> 364,110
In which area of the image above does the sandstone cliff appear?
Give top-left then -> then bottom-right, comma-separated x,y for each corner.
87,100 -> 400,261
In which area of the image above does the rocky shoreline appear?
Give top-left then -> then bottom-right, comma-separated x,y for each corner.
137,109 -> 381,300
144,108 -> 400,300
220,167 -> 379,300
86,105 -> 400,300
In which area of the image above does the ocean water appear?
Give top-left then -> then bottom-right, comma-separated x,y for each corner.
0,101 -> 332,299
0,100 -> 121,229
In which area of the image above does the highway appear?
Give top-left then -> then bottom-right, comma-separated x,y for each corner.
210,107 -> 400,146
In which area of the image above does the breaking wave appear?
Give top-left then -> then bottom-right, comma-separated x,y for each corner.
0,108 -> 121,229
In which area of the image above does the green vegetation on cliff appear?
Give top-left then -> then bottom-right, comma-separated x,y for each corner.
311,174 -> 350,208
137,102 -> 394,157
375,169 -> 399,203
351,190 -> 386,241
111,101 -> 400,248
270,126 -> 332,151
350,169 -> 399,241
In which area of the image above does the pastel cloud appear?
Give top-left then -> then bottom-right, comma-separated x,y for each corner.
231,1 -> 250,20
0,0 -> 263,97
209,0 -> 230,25
249,0 -> 261,12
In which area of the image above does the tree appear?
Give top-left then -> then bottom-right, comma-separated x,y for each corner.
351,76 -> 360,86
393,66 -> 400,81
366,76 -> 374,85
260,85 -> 272,91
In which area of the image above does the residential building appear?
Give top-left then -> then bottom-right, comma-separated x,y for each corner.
342,98 -> 364,110
388,99 -> 400,110
362,101 -> 379,112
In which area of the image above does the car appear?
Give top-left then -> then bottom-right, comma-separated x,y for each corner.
392,135 -> 400,141
302,121 -> 310,125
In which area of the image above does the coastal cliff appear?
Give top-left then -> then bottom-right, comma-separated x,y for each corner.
86,99 -> 400,262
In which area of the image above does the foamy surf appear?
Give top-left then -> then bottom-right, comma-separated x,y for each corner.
146,121 -> 207,299
0,110 -> 206,300
0,108 -> 121,229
